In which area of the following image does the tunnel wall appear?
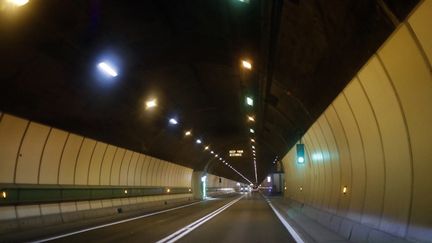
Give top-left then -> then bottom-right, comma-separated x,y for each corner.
0,113 -> 193,225
282,1 -> 432,242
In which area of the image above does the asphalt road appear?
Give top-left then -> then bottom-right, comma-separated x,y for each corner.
27,192 -> 295,243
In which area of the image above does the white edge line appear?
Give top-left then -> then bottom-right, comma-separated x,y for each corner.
266,199 -> 304,243
157,195 -> 244,243
32,201 -> 202,243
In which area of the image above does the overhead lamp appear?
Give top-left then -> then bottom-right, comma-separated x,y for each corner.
145,99 -> 157,109
342,186 -> 348,194
7,0 -> 29,7
246,97 -> 254,106
166,188 -> 171,193
219,158 -> 222,161
204,146 -> 209,150
248,116 -> 255,122
169,118 -> 178,125
185,130 -> 192,136
2,191 -> 6,199
196,139 -> 202,144
251,145 -> 255,149
215,154 -> 218,158
210,151 -> 214,154
251,138 -> 255,143
242,60 -> 252,70
97,62 -> 118,77
249,128 -> 255,133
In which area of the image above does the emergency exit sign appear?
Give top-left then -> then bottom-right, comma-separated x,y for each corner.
229,150 -> 243,157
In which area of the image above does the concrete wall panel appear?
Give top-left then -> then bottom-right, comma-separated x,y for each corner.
39,128 -> 68,184
0,114 -> 28,183
58,134 -> 83,185
88,142 -> 108,185
74,138 -> 96,185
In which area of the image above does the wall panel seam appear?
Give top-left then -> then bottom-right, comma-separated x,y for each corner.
317,120 -> 335,211
72,137 -> 85,185
95,144 -> 109,185
85,141 -> 98,185
357,73 -> 387,226
342,91 -> 368,222
56,133 -> 71,184
376,54 -> 415,237
37,127 -> 52,184
13,120 -> 30,183
105,147 -> 118,185
405,22 -> 432,73
330,104 -> 354,216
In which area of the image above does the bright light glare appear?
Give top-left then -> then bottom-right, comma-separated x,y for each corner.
166,188 -> 171,193
7,0 -> 29,6
145,99 -> 157,109
267,176 -> 271,183
252,145 -> 255,149
185,130 -> 192,136
249,128 -> 254,133
204,146 -> 209,150
248,116 -> 255,122
1,191 -> 6,198
201,176 -> 207,182
342,186 -> 347,194
251,138 -> 255,142
97,62 -> 118,77
215,154 -> 218,157
196,139 -> 202,144
242,60 -> 252,70
246,97 -> 254,106
169,118 -> 178,125
298,156 -> 305,163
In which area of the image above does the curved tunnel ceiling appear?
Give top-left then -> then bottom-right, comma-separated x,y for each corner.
0,0 -> 418,183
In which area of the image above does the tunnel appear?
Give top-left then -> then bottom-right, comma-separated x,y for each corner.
0,0 -> 431,242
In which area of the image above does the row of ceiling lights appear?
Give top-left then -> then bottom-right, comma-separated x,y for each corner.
99,59 -> 254,185
243,59 -> 258,184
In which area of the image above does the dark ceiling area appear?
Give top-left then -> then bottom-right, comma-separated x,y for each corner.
0,0 -> 418,184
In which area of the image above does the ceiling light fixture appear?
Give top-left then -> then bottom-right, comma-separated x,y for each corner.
7,0 -> 29,7
249,128 -> 254,133
97,62 -> 118,77
204,146 -> 209,150
242,60 -> 252,70
145,99 -> 157,109
185,130 -> 192,136
246,97 -> 253,106
169,118 -> 178,125
196,139 -> 202,144
248,116 -> 255,122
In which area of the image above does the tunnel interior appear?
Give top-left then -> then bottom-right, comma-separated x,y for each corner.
0,0 -> 431,242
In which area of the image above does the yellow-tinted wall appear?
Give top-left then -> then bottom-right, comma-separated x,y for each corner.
282,1 -> 432,242
0,113 -> 193,220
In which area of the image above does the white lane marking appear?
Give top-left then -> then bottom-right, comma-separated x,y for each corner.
32,201 -> 202,243
265,198 -> 304,243
156,195 -> 245,243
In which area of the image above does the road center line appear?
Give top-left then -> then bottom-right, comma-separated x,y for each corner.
32,200 -> 203,243
156,195 -> 245,243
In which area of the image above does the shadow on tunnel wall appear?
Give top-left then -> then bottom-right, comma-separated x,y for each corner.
282,1 -> 432,242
